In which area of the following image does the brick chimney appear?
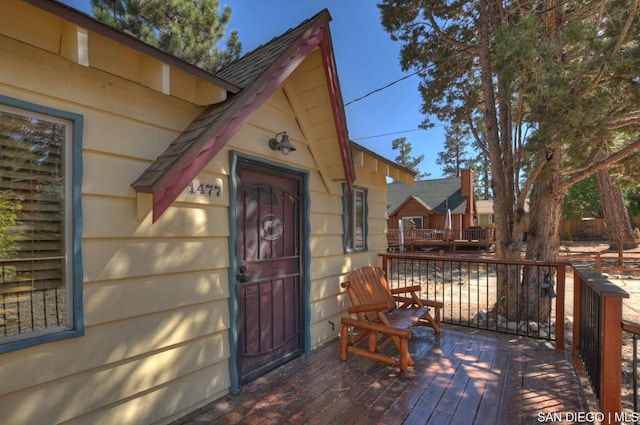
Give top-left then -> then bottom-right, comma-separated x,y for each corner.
461,169 -> 473,197
461,169 -> 475,227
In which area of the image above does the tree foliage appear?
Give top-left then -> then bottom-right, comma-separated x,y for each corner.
471,150 -> 492,200
562,175 -> 602,219
379,0 -> 640,248
380,0 -> 640,320
438,122 -> 492,198
437,124 -> 470,177
0,191 -> 21,259
391,137 -> 430,179
91,0 -> 242,72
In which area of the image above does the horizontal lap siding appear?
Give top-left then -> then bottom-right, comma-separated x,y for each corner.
0,29 -> 233,425
0,20 -> 394,425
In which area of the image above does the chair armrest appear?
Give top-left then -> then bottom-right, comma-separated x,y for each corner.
347,302 -> 390,315
392,293 -> 444,310
421,300 -> 444,309
390,285 -> 421,294
340,317 -> 412,339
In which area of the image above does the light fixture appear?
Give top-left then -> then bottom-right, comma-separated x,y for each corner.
268,131 -> 296,155
539,272 -> 556,299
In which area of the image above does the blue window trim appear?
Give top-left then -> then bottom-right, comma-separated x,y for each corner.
0,95 -> 84,354
342,184 -> 368,253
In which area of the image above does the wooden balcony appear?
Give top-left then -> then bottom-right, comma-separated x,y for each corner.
172,326 -> 591,425
388,228 -> 495,252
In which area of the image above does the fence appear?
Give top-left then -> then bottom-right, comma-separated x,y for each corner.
380,253 -> 566,348
559,217 -> 640,240
560,250 -> 640,275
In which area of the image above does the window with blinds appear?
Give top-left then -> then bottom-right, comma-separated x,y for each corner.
0,103 -> 74,344
343,185 -> 368,252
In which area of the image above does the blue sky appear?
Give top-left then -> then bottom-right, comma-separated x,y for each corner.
61,0 -> 446,178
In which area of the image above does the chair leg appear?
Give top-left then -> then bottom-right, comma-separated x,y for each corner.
399,338 -> 409,373
419,310 -> 442,335
391,335 -> 415,367
340,323 -> 349,361
368,332 -> 377,353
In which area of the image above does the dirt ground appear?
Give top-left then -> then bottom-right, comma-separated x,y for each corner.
559,241 -> 640,323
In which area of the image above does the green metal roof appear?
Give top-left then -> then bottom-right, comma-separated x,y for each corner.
387,177 -> 468,214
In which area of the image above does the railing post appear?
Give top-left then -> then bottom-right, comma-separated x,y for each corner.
572,265 -> 629,424
572,268 -> 583,370
618,245 -> 623,267
601,294 -> 624,424
555,264 -> 565,350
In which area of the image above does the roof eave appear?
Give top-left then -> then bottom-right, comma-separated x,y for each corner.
25,0 -> 241,94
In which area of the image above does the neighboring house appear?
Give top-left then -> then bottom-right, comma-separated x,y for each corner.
476,199 -> 495,226
475,199 -> 531,229
0,2 -> 414,424
387,169 -> 477,233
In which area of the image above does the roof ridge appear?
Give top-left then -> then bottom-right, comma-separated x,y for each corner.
216,9 -> 331,88
220,9 -> 329,69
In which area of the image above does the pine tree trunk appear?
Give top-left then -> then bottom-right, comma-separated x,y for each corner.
478,0 -> 524,322
522,160 -> 564,323
596,168 -> 638,250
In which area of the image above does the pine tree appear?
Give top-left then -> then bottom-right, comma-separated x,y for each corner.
391,137 -> 430,180
437,124 -> 470,178
91,0 -> 241,72
380,0 -> 640,321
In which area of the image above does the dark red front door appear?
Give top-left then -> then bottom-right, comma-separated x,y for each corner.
236,161 -> 303,384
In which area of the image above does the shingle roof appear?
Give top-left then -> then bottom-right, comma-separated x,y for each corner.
216,19 -> 319,88
132,11 -> 330,192
387,178 -> 468,214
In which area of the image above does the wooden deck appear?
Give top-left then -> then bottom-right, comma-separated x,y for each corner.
172,327 -> 592,425
387,228 -> 495,253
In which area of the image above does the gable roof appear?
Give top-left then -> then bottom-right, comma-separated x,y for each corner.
130,9 -> 355,221
387,178 -> 468,215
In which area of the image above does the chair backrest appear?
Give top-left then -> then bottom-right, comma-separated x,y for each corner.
344,266 -> 396,322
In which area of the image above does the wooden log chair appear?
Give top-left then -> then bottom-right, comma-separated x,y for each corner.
339,265 -> 443,373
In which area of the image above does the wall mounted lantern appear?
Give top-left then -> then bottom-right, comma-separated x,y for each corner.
268,131 -> 296,155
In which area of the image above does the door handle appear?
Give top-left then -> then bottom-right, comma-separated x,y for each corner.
237,264 -> 249,282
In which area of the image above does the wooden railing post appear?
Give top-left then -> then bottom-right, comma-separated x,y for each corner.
572,268 -> 583,370
572,265 -> 629,424
555,264 -> 565,350
601,294 -> 624,424
571,270 -> 584,370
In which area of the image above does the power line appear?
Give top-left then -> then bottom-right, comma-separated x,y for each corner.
344,0 -> 574,107
344,69 -> 423,106
352,123 -> 447,141
352,128 -> 423,141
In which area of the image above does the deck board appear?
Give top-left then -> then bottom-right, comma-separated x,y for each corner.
172,327 -> 591,425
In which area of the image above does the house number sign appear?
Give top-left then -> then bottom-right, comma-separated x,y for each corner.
185,178 -> 223,198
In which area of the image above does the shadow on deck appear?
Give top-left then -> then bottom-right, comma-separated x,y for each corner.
172,327 -> 592,425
